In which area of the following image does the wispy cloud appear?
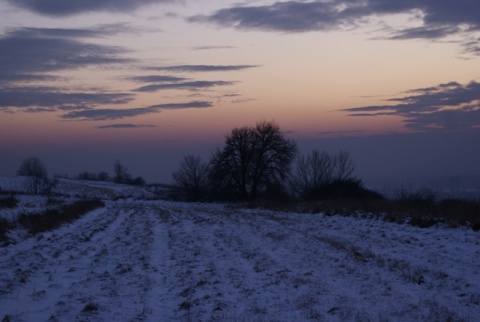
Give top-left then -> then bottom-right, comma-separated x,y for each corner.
97,123 -> 156,129
61,101 -> 213,121
342,81 -> 480,131
134,80 -> 236,92
150,65 -> 259,73
0,86 -> 134,111
191,46 -> 235,51
463,37 -> 480,55
317,130 -> 365,136
134,64 -> 256,93
129,75 -> 189,83
6,0 -> 175,17
6,24 -> 136,39
387,26 -> 462,40
0,74 -> 60,84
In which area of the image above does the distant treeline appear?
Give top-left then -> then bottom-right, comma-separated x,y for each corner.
13,157 -> 146,195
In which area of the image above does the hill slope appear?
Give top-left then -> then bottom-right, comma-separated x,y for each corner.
0,199 -> 479,321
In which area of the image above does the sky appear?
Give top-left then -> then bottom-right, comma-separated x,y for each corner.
1,0 -> 480,188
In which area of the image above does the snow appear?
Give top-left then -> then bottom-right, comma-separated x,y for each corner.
0,176 -> 156,200
0,180 -> 479,321
0,176 -> 28,192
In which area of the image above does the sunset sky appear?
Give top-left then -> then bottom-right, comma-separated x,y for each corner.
1,0 -> 479,187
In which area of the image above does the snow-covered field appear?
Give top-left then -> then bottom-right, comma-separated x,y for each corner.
1,178 -> 479,321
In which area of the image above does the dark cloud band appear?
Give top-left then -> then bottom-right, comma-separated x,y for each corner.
190,1 -> 480,54
97,123 -> 156,129
342,81 -> 480,131
61,101 -> 213,121
0,27 -> 133,84
0,86 -> 134,110
6,0 -> 174,17
191,1 -> 480,34
134,80 -> 236,92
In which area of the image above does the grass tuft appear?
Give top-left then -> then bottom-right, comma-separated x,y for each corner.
0,218 -> 12,245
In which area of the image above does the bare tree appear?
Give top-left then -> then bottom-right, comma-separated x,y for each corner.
209,121 -> 297,200
77,172 -> 97,181
292,150 -> 335,197
97,171 -> 109,181
172,155 -> 209,201
17,156 -> 54,194
17,156 -> 47,178
334,150 -> 355,181
113,160 -> 130,184
292,150 -> 356,199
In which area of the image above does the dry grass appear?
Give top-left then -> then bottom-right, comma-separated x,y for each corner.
18,199 -> 105,235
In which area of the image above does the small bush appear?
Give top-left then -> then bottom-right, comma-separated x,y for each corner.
128,176 -> 146,186
397,187 -> 436,215
437,198 -> 480,227
409,216 -> 438,228
18,199 -> 105,235
82,303 -> 98,312
306,179 -> 385,202
0,218 -> 11,245
0,196 -> 18,209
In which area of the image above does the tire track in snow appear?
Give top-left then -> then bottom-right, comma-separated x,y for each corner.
160,206 -> 332,320
0,201 -> 155,321
52,202 -> 157,321
138,204 -> 175,321
230,210 -> 479,321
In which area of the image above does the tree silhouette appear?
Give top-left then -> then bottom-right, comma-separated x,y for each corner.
209,121 -> 297,200
172,155 -> 209,201
17,156 -> 53,194
17,156 -> 47,179
292,150 -> 335,198
292,150 -> 357,200
113,160 -> 130,184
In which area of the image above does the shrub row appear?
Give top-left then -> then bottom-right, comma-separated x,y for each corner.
0,196 -> 18,245
292,196 -> 480,231
18,199 -> 105,235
